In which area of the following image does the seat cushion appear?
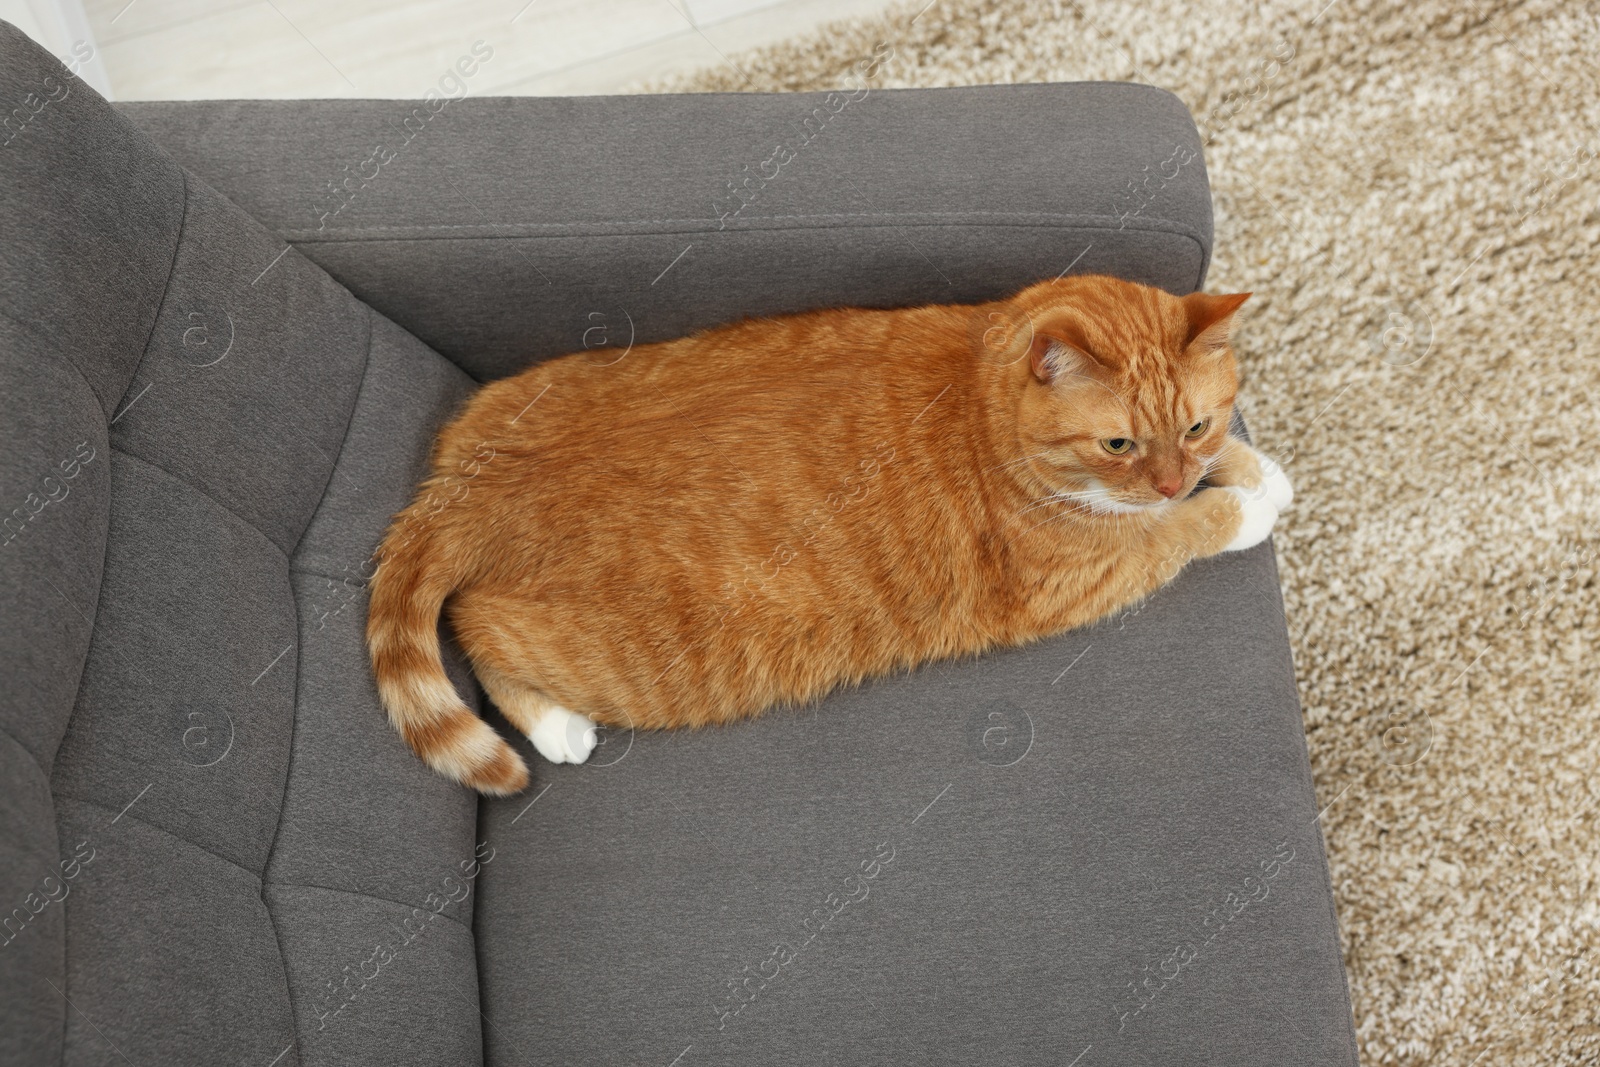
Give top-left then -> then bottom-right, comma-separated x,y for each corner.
469,501 -> 1358,1066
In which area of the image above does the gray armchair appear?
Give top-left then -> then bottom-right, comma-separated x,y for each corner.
0,20 -> 1358,1066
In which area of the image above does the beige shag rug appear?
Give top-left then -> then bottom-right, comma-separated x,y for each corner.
644,1 -> 1600,1063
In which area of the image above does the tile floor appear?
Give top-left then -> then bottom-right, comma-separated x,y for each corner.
66,0 -> 898,99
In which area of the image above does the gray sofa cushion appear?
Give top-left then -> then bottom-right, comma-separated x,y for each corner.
1,21 -> 482,1066
474,548 -> 1357,1065
120,82 -> 1211,382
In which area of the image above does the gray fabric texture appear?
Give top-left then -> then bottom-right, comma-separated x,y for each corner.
474,543 -> 1357,1065
119,83 -> 1212,381
1,25 -> 163,1060
0,14 -> 1359,1067
1,20 -> 482,1066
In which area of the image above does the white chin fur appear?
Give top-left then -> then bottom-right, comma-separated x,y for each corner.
1065,479 -> 1166,515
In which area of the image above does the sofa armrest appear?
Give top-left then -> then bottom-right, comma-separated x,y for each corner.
118,83 -> 1211,381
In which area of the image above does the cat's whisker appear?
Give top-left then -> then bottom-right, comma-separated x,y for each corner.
1015,483 -> 1134,525
1016,491 -> 1080,517
1017,482 -> 1123,517
987,450 -> 1055,473
1006,498 -> 1106,543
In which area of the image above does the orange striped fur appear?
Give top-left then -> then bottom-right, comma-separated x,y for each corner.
366,275 -> 1286,794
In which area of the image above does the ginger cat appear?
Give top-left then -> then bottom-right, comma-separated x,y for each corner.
367,275 -> 1291,795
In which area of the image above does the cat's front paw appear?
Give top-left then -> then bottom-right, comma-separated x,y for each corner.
528,705 -> 598,764
1222,486 -> 1279,551
1218,444 -> 1294,512
1256,452 -> 1294,512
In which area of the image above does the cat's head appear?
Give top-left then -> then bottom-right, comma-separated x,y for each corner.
997,275 -> 1249,513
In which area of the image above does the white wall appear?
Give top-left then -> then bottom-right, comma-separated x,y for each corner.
0,0 -> 114,98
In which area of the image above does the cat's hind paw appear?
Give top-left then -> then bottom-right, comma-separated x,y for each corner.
1222,486 -> 1279,551
528,705 -> 598,765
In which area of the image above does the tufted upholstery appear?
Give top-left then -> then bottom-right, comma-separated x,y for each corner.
0,21 -> 482,1065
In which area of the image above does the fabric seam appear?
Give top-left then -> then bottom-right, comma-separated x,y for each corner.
0,727 -> 52,833
283,212 -> 1204,242
256,305 -> 376,1067
281,218 -> 1210,293
111,447 -> 291,560
261,880 -> 471,935
0,308 -> 116,782
257,303 -> 377,1060
111,169 -> 190,420
53,793 -> 265,882
285,303 -> 377,561
0,307 -> 112,406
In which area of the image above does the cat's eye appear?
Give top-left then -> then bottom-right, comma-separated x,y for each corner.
1102,438 -> 1133,455
1185,418 -> 1211,439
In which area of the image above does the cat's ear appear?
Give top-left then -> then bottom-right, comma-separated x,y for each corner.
1028,323 -> 1101,385
1182,291 -> 1251,354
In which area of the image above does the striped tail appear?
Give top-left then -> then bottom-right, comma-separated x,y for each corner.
365,512 -> 529,796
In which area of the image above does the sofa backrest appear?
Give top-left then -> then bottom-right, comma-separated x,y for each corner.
0,21 -> 487,1066
119,83 -> 1214,383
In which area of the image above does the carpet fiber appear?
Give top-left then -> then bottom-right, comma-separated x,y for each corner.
649,2 -> 1600,1063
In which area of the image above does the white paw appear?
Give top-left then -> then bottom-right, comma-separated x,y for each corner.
1255,450 -> 1294,512
528,705 -> 598,765
1222,486 -> 1279,551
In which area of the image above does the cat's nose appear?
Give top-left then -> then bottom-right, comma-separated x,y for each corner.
1155,478 -> 1183,498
